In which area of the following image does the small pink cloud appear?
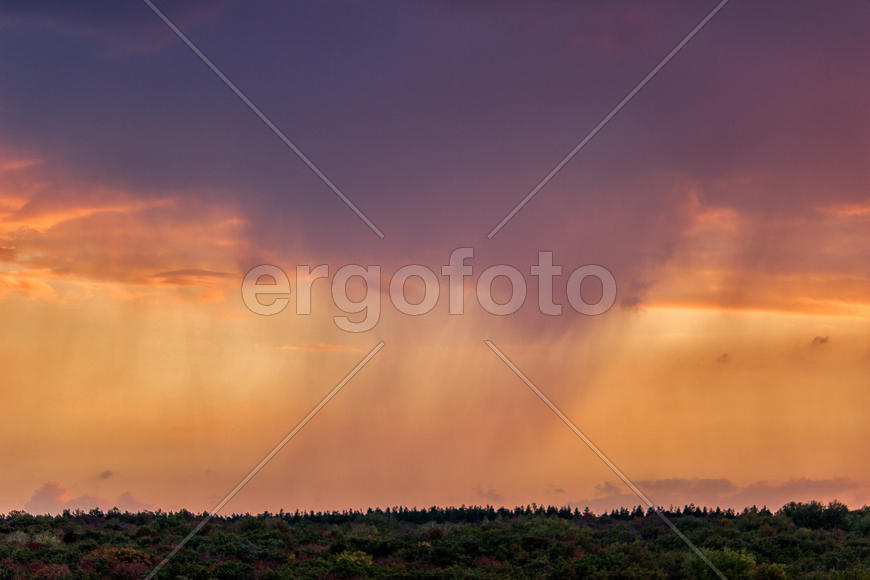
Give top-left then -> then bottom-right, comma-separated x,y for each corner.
114,491 -> 151,512
23,481 -> 70,514
22,482 -> 151,514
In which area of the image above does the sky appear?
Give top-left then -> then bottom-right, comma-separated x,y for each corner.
1,0 -> 869,515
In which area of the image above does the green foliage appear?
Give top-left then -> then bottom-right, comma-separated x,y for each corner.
683,547 -> 756,579
0,502 -> 867,578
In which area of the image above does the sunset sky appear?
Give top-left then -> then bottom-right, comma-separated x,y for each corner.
1,0 -> 869,516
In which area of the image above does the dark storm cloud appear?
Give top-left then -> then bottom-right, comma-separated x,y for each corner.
0,0 -> 223,50
1,0 -> 869,309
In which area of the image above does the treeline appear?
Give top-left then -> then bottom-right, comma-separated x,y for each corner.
1,501 -> 869,578
0,500 -> 840,527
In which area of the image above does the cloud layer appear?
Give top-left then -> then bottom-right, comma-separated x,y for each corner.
23,481 -> 151,515
575,477 -> 867,513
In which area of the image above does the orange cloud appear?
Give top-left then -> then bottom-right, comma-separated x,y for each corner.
689,207 -> 739,233
0,156 -> 40,173
275,343 -> 364,353
817,200 -> 870,218
0,269 -> 58,300
0,193 -> 173,233
0,147 -> 258,304
644,192 -> 870,317
0,185 -> 249,302
150,269 -> 235,287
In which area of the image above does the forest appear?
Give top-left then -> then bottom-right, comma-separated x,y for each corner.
1,501 -> 869,578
